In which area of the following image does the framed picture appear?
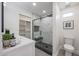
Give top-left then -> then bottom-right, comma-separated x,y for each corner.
63,20 -> 74,29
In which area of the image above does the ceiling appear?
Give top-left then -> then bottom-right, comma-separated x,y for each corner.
10,2 -> 52,17
58,2 -> 79,10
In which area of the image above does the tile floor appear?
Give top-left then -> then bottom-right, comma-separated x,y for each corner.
58,49 -> 79,56
35,48 -> 50,56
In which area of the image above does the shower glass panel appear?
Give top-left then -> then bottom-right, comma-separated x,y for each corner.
32,18 -> 42,42
32,15 -> 52,56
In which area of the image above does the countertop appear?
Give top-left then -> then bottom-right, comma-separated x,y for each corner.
2,36 -> 35,54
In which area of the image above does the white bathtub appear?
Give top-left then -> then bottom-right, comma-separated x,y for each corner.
1,36 -> 35,56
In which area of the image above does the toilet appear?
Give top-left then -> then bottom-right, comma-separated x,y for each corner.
64,37 -> 75,56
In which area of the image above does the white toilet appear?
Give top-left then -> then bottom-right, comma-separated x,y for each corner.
64,37 -> 75,56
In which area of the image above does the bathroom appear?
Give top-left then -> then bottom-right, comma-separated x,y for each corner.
53,2 -> 79,56
0,2 -> 53,56
1,2 -> 79,56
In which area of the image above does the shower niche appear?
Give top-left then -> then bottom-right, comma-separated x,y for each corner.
34,26 -> 39,32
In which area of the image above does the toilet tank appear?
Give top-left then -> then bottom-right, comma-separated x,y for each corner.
64,36 -> 74,45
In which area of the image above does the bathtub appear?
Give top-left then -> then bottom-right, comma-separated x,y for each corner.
1,36 -> 35,56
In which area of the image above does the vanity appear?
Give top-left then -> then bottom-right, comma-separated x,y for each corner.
0,36 -> 35,56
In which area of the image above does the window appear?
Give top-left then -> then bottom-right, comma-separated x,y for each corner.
19,14 -> 31,39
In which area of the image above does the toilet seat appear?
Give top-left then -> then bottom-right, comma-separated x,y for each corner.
64,44 -> 75,52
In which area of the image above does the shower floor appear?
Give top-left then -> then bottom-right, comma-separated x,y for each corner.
35,48 -> 49,56
35,42 -> 52,55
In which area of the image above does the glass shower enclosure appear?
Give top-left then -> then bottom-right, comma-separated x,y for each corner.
32,15 -> 52,55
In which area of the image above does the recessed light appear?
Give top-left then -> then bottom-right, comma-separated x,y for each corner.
4,2 -> 7,6
43,10 -> 46,13
33,2 -> 36,6
63,13 -> 73,17
65,2 -> 70,5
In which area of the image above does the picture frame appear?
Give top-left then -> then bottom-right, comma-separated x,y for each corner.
63,20 -> 74,29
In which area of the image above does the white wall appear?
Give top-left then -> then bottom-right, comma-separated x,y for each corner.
4,2 -> 39,41
4,3 -> 19,40
53,3 -> 63,56
0,2 -> 3,55
40,17 -> 52,45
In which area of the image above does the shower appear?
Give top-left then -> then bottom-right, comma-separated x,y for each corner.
32,14 -> 52,56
